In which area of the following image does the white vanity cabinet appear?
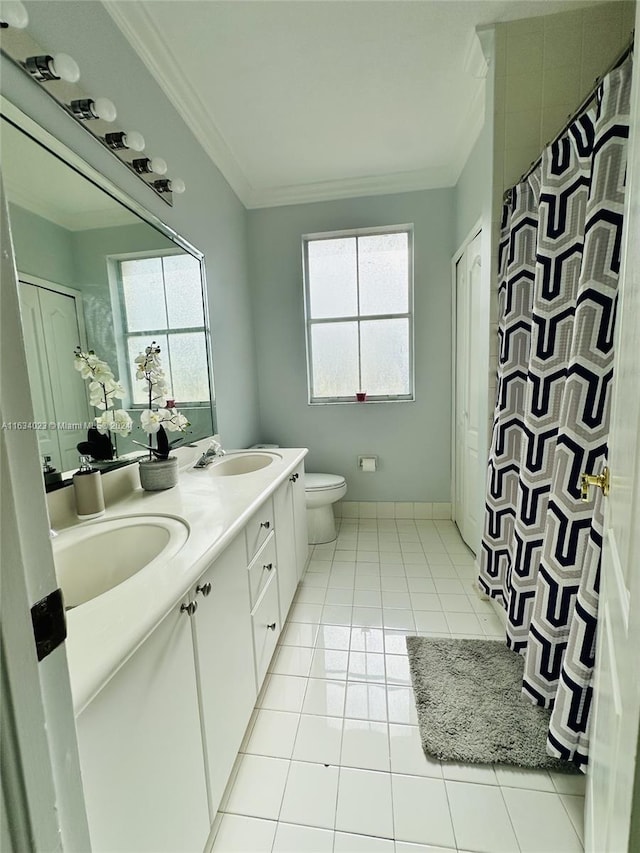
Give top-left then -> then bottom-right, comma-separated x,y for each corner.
188,533 -> 257,818
75,597 -> 210,853
274,462 -> 308,621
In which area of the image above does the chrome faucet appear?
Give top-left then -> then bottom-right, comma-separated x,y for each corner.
193,436 -> 225,468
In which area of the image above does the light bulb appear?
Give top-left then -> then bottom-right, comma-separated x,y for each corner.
124,130 -> 145,152
52,53 -> 80,83
93,97 -> 117,122
171,178 -> 186,194
150,157 -> 167,175
1,0 -> 28,28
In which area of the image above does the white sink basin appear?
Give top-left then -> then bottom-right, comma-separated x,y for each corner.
208,452 -> 281,477
52,515 -> 189,609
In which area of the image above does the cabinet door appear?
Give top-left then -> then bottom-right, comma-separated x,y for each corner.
274,476 -> 298,621
192,534 -> 257,816
76,600 -> 209,853
291,463 -> 309,580
251,572 -> 281,687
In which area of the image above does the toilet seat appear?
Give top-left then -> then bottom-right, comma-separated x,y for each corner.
305,473 -> 346,492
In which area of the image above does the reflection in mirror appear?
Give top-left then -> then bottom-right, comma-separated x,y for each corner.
1,110 -> 216,485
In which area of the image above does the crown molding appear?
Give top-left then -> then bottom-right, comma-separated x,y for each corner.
246,166 -> 458,210
450,80 -> 486,185
5,181 -> 136,231
103,0 -> 254,206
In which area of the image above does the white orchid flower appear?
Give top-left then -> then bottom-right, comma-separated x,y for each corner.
111,409 -> 133,436
140,409 -> 163,434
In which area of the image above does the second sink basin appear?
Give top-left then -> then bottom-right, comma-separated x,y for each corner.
208,451 -> 281,476
52,515 -> 189,609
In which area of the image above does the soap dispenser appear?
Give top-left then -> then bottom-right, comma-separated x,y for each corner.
42,455 -> 62,488
72,456 -> 105,519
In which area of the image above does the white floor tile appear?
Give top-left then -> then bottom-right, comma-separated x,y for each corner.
438,593 -> 475,612
382,609 -> 416,630
272,822 -> 334,852
289,602 -> 323,624
335,767 -> 393,838
434,579 -> 466,595
385,654 -> 411,685
270,645 -> 314,677
409,592 -> 441,611
303,573 -> 330,588
446,779 -> 519,852
325,587 -> 355,606
549,770 -> 587,795
322,604 -> 354,625
350,626 -> 385,653
352,606 -> 384,628
383,631 -> 410,655
310,648 -> 349,680
345,682 -> 388,721
334,831 -> 395,852
302,678 -> 347,717
296,586 -> 327,604
502,786 -> 583,852
315,624 -> 352,650
493,765 -> 555,792
414,611 -> 449,633
224,754 -> 289,820
561,794 -> 585,843
212,814 -> 276,852
347,651 -> 386,682
258,674 -> 308,713
391,774 -> 456,848
382,591 -> 412,609
279,621 -> 319,647
444,612 -> 484,635
354,574 -> 382,591
340,719 -> 390,771
387,686 -> 419,725
388,724 -> 442,778
243,709 -> 300,759
441,762 -> 497,785
279,761 -> 339,829
353,589 -> 382,608
292,714 -> 343,764
395,843 -> 457,853
407,578 -> 437,594
380,576 -> 409,592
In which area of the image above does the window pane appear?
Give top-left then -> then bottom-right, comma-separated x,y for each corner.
360,318 -> 410,396
310,322 -> 359,398
163,254 -> 205,328
307,238 -> 358,319
167,332 -> 211,403
127,334 -> 169,405
358,232 -> 409,316
121,258 -> 168,332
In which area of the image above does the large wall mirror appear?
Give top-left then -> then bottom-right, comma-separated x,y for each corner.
1,100 -> 216,487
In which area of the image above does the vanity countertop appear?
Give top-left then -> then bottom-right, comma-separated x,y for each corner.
62,443 -> 308,715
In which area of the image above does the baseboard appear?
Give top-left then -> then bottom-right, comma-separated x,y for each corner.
334,501 -> 452,520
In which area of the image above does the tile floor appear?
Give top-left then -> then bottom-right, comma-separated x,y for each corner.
212,518 -> 586,853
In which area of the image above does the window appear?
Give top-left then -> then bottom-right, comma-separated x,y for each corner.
115,252 -> 210,405
303,225 -> 414,403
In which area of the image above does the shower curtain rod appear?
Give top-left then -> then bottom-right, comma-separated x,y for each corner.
505,33 -> 634,198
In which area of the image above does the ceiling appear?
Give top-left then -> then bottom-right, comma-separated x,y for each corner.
104,0 -> 603,209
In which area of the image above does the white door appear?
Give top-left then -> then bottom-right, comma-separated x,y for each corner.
454,231 -> 483,553
585,36 -> 640,852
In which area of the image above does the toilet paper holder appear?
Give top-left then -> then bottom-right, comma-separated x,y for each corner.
358,455 -> 378,472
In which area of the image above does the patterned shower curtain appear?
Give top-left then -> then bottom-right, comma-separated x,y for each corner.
479,53 -> 632,767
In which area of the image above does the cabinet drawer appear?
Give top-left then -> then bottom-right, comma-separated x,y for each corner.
245,498 -> 274,562
251,573 -> 280,688
248,533 -> 276,608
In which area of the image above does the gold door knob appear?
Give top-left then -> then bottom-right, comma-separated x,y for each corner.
580,467 -> 610,502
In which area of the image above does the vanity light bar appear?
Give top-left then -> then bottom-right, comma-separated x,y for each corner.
0,17 -> 185,205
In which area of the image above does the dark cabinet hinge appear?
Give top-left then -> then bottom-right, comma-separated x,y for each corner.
31,589 -> 67,661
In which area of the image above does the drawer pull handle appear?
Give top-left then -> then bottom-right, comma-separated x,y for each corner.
180,601 -> 198,616
263,563 -> 273,572
260,521 -> 271,530
267,622 -> 277,631
196,582 -> 212,597
289,473 -> 299,482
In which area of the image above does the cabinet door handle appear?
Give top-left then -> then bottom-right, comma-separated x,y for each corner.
196,582 -> 212,597
267,622 -> 277,631
260,521 -> 271,530
289,473 -> 299,482
180,601 -> 198,616
263,563 -> 273,572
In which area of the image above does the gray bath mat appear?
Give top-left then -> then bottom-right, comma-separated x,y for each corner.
406,636 -> 578,772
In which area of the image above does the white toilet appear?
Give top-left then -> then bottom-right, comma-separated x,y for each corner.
305,473 -> 347,544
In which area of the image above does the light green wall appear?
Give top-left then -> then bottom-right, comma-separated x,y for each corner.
2,0 -> 260,448
8,203 -> 76,286
248,189 -> 455,502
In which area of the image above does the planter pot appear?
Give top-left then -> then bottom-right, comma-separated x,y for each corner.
138,456 -> 178,491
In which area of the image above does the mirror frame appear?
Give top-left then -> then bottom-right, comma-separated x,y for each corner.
1,96 -> 217,488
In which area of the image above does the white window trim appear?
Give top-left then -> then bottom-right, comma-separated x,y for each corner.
302,223 -> 415,405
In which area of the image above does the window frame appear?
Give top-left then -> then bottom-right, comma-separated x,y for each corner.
302,223 -> 415,405
108,248 -> 211,408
